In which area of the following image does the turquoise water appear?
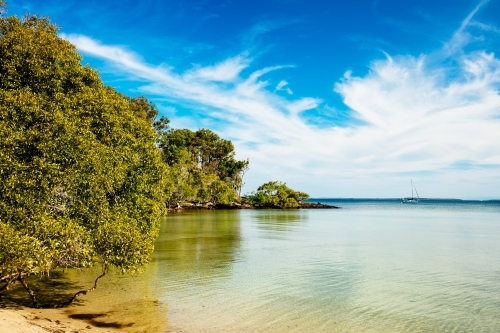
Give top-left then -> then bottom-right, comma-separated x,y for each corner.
153,200 -> 500,332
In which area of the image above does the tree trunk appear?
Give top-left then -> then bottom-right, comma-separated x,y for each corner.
18,275 -> 39,308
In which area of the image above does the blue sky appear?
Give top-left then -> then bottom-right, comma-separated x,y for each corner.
7,0 -> 500,199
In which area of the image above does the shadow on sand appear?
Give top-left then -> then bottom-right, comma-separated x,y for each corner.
0,270 -> 165,331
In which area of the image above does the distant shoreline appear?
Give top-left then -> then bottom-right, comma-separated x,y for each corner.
308,197 -> 500,201
168,201 -> 340,212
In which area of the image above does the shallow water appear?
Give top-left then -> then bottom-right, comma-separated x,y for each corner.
4,200 -> 500,332
156,202 -> 500,333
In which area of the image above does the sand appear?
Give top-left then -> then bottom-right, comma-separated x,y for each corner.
0,307 -> 122,333
0,267 -> 170,333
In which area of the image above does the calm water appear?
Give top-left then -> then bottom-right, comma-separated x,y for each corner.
8,199 -> 500,332
152,199 -> 500,333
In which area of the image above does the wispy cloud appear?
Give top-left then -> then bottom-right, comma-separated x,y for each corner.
243,19 -> 295,45
470,21 -> 500,34
286,98 -> 321,115
457,0 -> 489,34
442,0 -> 490,56
184,54 -> 251,82
275,80 -> 293,94
61,1 -> 500,198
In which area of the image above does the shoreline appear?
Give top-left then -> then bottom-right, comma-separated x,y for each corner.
168,201 -> 340,212
0,307 -> 122,333
0,267 -> 170,333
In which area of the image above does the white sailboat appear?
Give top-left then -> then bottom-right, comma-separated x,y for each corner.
402,180 -> 419,203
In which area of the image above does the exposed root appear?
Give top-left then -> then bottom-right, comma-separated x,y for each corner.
58,263 -> 108,307
15,264 -> 109,308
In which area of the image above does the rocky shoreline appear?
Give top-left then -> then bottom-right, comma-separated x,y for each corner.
168,201 -> 340,212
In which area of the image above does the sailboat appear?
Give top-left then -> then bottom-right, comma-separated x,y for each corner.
402,180 -> 419,203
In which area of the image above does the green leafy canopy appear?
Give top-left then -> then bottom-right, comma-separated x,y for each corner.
0,11 -> 167,306
159,128 -> 249,207
246,181 -> 310,208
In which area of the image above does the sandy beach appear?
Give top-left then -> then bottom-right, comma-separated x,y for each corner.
0,307 -> 122,333
0,268 -> 170,333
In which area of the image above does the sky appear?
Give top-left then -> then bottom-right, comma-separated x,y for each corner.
6,0 -> 500,199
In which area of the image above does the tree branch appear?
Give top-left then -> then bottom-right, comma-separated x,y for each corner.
13,265 -> 109,308
0,273 -> 19,295
0,272 -> 18,283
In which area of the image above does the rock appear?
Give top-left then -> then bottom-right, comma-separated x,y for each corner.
298,202 -> 339,209
167,201 -> 340,212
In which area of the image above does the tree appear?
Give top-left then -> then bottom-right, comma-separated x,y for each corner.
219,158 -> 249,198
193,129 -> 235,174
159,128 -> 248,206
246,181 -> 310,208
0,12 -> 167,308
159,129 -> 196,166
128,95 -> 170,138
159,128 -> 237,173
164,150 -> 198,208
196,173 -> 235,205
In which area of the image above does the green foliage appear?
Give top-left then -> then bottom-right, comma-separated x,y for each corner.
160,128 -> 238,173
0,12 -> 167,293
159,128 -> 248,207
246,181 -> 310,208
219,157 -> 249,197
128,96 -> 170,139
159,129 -> 196,166
164,150 -> 198,207
196,174 -> 235,205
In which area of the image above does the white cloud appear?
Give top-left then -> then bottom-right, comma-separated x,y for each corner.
335,53 -> 500,175
276,80 -> 288,90
184,54 -> 250,82
61,34 -> 145,70
287,98 -> 321,115
61,5 -> 500,198
275,80 -> 293,94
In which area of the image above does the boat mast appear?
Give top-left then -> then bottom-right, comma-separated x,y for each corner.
411,180 -> 414,199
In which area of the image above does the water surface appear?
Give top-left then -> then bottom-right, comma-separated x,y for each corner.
155,200 -> 500,332
5,200 -> 500,332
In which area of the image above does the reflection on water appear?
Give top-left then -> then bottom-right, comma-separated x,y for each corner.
154,211 -> 242,282
252,210 -> 307,232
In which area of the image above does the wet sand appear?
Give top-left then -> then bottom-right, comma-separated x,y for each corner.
0,267 -> 169,333
0,307 -> 122,332
0,306 -> 193,333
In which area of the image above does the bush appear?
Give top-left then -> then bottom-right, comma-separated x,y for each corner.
246,181 -> 309,208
